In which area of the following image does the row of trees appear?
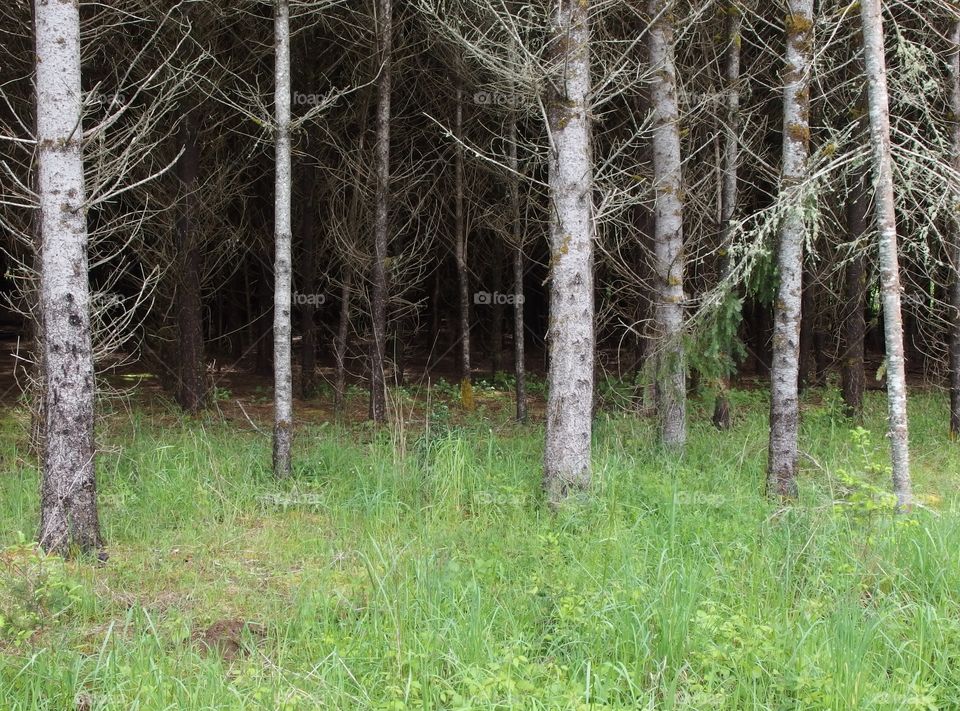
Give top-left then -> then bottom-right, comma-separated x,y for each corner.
4,0 -> 960,554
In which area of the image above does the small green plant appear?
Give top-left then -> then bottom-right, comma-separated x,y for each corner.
832,427 -> 897,517
0,534 -> 83,646
524,374 -> 547,397
212,386 -> 233,402
431,378 -> 458,399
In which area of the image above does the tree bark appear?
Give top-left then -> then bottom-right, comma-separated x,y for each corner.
334,266 -> 352,416
175,114 -> 206,413
948,18 -> 960,439
490,236 -> 504,378
798,263 -> 815,389
255,263 -> 274,376
712,6 -> 742,431
509,114 -> 527,423
860,0 -> 912,510
273,0 -> 293,478
543,0 -> 594,505
369,0 -> 391,424
768,0 -> 814,498
300,166 -> 319,399
455,86 -> 474,409
648,0 -> 687,448
35,0 -> 102,556
842,170 -> 869,419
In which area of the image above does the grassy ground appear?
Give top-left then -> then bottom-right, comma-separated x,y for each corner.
1,383 -> 959,709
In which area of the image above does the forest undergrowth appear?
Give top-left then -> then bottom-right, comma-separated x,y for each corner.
1,383 -> 958,709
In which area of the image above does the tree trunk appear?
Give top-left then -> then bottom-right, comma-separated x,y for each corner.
768,0 -> 813,498
255,263 -> 273,375
948,19 -> 960,439
228,271 -> 245,360
35,0 -> 102,556
369,0 -> 391,424
175,113 -> 206,413
273,0 -> 293,478
860,0 -> 912,510
799,263 -> 815,389
509,114 -> 527,423
455,86 -> 474,409
712,7 -> 742,431
334,266 -> 352,416
648,0 -> 686,448
543,0 -> 594,505
490,237 -> 504,378
300,166 -> 319,399
842,171 -> 869,419
430,268 -> 442,362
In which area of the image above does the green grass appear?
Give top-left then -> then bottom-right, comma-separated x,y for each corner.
1,386 -> 959,709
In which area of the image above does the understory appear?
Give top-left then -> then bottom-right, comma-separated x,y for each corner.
1,385 -> 958,709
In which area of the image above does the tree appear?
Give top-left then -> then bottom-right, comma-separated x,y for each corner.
949,16 -> 960,439
859,0 -> 911,510
842,167 -> 869,420
34,0 -> 102,556
454,85 -> 474,409
273,0 -> 293,477
369,0 -> 391,424
648,0 -> 687,448
712,4 -> 743,432
174,112 -> 207,414
508,111 -> 528,423
543,0 -> 595,506
767,0 -> 814,499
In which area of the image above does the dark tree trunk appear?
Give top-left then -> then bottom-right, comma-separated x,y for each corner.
175,113 -> 207,413
455,87 -> 473,409
949,20 -> 960,438
842,171 -> 869,418
430,268 -> 442,357
334,267 -> 352,416
369,0 -> 391,423
299,165 -> 319,398
255,264 -> 273,376
799,265 -> 815,390
228,272 -> 246,361
490,236 -> 504,377
508,114 -> 527,422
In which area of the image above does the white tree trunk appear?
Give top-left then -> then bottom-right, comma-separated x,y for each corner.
35,0 -> 102,555
272,0 -> 293,478
948,18 -> 960,439
768,0 -> 814,498
543,0 -> 595,505
648,0 -> 686,447
369,0 -> 391,423
860,0 -> 912,510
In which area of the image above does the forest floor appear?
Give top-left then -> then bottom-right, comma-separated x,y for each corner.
1,381 -> 959,709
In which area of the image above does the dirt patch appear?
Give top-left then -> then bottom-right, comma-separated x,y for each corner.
194,619 -> 266,661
